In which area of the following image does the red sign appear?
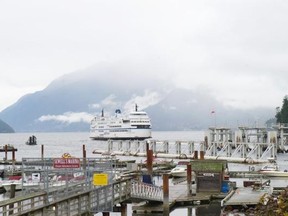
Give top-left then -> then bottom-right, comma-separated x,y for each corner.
53,158 -> 80,168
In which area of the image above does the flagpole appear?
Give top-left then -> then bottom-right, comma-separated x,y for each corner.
211,110 -> 216,127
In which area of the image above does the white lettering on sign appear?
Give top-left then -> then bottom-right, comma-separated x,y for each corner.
53,158 -> 80,168
203,173 -> 214,177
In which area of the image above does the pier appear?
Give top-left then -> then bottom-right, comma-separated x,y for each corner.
91,125 -> 288,164
0,178 -> 132,216
2,126 -> 288,215
0,153 -> 230,215
221,179 -> 272,208
0,175 -> 226,216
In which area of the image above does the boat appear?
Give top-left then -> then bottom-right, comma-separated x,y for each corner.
260,164 -> 280,172
259,164 -> 288,177
170,161 -> 196,178
90,104 -> 152,140
1,176 -> 23,191
26,135 -> 37,145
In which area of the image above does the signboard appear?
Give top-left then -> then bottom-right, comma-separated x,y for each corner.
32,173 -> 41,182
93,173 -> 108,186
197,172 -> 221,192
53,158 -> 80,168
192,160 -> 226,172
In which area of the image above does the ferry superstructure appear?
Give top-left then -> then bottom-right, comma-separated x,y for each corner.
90,105 -> 152,140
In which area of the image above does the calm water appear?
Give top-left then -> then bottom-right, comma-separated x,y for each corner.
1,131 -> 288,215
0,131 -> 205,160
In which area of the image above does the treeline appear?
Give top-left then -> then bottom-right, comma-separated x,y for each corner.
275,95 -> 288,123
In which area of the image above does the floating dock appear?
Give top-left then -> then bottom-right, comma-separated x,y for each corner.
132,181 -> 225,214
222,186 -> 272,207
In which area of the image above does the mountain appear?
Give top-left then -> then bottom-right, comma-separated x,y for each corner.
0,63 -> 275,132
0,119 -> 14,133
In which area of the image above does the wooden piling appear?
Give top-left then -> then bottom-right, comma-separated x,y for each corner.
146,143 -> 153,177
12,149 -> 15,162
194,151 -> 198,159
187,164 -> 192,196
83,144 -> 87,170
9,184 -> 16,215
200,151 -> 204,160
5,145 -> 7,161
41,145 -> 44,160
83,145 -> 86,158
163,174 -> 169,215
121,203 -> 127,216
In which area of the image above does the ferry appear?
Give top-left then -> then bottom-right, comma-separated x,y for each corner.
90,104 -> 152,140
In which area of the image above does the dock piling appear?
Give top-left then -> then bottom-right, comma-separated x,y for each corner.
5,145 -> 7,161
194,151 -> 198,159
121,203 -> 127,216
187,164 -> 192,196
41,145 -> 44,160
9,184 -> 16,215
12,149 -> 15,162
163,174 -> 169,215
200,151 -> 204,160
146,142 -> 153,177
83,144 -> 87,170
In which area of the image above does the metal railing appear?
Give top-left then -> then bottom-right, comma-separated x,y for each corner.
0,178 -> 133,215
131,181 -> 163,202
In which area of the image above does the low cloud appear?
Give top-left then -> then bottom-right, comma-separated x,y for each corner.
89,94 -> 119,110
38,112 -> 93,124
124,90 -> 164,112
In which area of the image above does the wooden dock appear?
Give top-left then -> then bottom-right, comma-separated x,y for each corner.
132,181 -> 225,214
228,171 -> 264,178
222,186 -> 272,207
222,179 -> 272,208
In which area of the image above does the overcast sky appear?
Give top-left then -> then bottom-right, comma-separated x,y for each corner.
1,0 -> 288,112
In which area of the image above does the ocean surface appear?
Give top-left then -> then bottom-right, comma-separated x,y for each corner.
0,131 -> 205,160
0,131 -> 288,215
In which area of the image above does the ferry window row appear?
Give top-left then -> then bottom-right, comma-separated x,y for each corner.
136,125 -> 150,129
108,125 -> 122,127
131,120 -> 150,123
110,129 -> 129,132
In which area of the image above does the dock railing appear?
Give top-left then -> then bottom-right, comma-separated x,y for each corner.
131,181 -> 163,202
0,178 -> 133,215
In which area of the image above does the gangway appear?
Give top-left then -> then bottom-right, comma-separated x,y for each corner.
131,181 -> 163,202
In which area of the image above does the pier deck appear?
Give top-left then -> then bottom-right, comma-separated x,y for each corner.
222,186 -> 272,207
132,181 -> 224,214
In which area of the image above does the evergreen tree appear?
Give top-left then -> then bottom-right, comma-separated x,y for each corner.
276,95 -> 288,123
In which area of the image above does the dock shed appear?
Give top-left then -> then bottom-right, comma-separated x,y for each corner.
191,159 -> 228,193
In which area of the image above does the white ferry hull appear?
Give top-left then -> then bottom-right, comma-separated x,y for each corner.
90,128 -> 151,140
90,105 -> 152,140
